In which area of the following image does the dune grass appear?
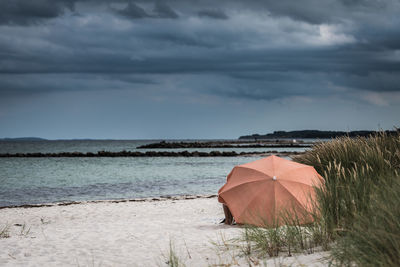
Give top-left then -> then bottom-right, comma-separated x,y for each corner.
331,176 -> 400,266
0,224 -> 10,238
164,240 -> 186,267
295,132 -> 399,231
294,131 -> 400,266
239,210 -> 331,260
19,222 -> 31,237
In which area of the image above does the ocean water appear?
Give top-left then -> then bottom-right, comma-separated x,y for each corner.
0,140 -> 310,207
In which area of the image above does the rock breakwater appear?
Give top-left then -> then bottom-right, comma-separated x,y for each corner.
137,140 -> 312,149
0,150 -> 304,157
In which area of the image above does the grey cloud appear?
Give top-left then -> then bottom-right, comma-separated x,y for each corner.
212,75 -> 328,101
331,72 -> 400,92
1,22 -> 399,93
263,2 -> 329,24
198,9 -> 228,19
0,73 -> 157,97
1,0 -> 399,102
115,1 -> 179,19
153,2 -> 179,18
1,45 -> 399,101
2,0 -> 398,25
249,0 -> 390,24
273,0 -> 397,25
0,0 -> 76,25
174,0 -> 398,24
116,2 -> 150,19
339,0 -> 386,8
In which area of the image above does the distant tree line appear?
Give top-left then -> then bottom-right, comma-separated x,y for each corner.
239,129 -> 399,140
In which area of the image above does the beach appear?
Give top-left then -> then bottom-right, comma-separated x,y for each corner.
1,0 -> 398,264
0,196 -> 328,266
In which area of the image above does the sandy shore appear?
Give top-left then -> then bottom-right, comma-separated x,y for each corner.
0,197 -> 329,266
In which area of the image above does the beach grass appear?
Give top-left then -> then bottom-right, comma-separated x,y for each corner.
331,176 -> 400,266
19,222 -> 31,237
165,240 -> 186,267
294,131 -> 400,266
240,219 -> 330,260
242,223 -> 284,257
0,224 -> 10,238
295,132 -> 399,228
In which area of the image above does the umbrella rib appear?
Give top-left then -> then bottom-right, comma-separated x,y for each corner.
272,155 -> 276,175
278,178 -> 321,188
275,182 -> 308,214
273,179 -> 276,220
219,167 -> 270,195
278,166 -> 316,179
237,166 -> 273,178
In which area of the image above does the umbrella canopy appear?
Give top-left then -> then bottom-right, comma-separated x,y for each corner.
218,155 -> 324,227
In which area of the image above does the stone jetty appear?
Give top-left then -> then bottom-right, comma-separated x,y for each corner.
0,150 -> 304,158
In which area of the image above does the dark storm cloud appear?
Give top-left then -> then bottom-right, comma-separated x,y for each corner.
153,2 -> 179,18
209,72 -> 332,101
0,0 -> 76,25
0,73 -> 157,97
0,0 -> 398,25
198,10 -> 228,19
1,35 -> 396,79
116,2 -> 150,19
115,1 -> 178,19
134,0 -> 397,24
0,0 -> 400,102
246,0 -> 389,24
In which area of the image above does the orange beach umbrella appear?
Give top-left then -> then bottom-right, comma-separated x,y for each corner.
218,155 -> 324,226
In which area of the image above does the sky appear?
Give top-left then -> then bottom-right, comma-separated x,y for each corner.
0,0 -> 399,139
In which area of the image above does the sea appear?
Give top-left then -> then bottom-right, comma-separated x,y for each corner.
0,140 -> 311,207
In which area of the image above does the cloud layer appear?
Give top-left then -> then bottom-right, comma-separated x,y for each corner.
0,0 -> 399,138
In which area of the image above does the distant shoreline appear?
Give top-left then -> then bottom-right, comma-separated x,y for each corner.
1,129 -> 397,141
0,137 -> 47,141
239,130 -> 398,139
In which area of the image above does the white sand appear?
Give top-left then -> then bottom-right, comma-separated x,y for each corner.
0,197 -> 329,266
